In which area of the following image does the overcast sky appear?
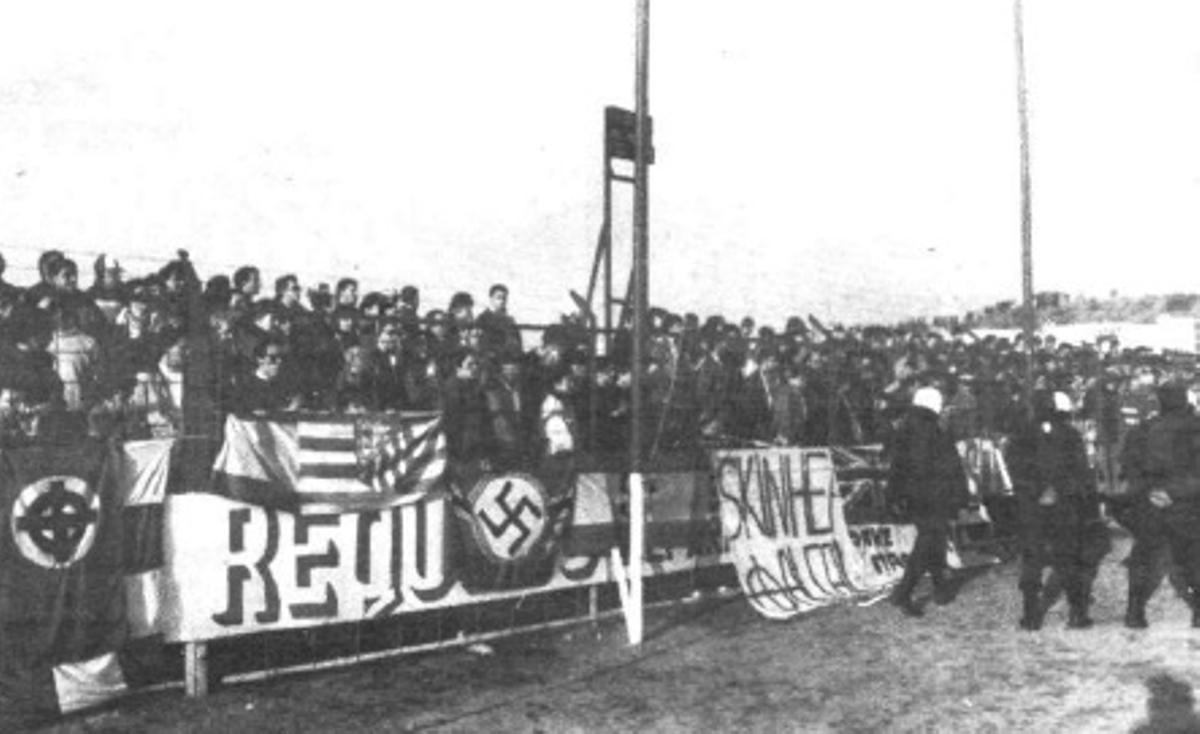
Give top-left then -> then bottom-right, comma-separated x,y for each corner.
0,1 -> 1198,325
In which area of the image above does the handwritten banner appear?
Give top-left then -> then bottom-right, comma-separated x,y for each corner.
713,448 -> 871,620
847,523 -> 916,589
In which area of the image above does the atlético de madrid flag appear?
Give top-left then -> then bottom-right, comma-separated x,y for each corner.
210,412 -> 447,511
0,442 -> 128,728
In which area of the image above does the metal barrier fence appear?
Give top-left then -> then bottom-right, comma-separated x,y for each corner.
118,432 -> 741,698
120,517 -> 736,698
157,438 -> 1008,698
185,561 -> 738,696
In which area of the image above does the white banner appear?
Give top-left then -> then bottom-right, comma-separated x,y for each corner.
161,492 -> 726,642
846,522 -> 966,598
713,448 -> 869,620
847,523 -> 917,590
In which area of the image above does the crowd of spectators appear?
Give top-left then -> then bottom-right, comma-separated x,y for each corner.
0,248 -> 1189,468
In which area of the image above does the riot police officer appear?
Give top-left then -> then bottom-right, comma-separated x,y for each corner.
1007,390 -> 1102,630
887,385 -> 970,617
1121,381 -> 1200,628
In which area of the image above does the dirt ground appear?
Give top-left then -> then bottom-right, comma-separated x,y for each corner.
39,529 -> 1200,733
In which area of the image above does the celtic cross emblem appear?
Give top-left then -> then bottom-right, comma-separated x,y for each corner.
11,476 -> 99,569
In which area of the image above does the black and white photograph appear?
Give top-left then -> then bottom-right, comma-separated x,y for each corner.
3,1 -> 1200,731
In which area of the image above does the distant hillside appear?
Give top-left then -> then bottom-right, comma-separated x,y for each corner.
927,292 -> 1200,330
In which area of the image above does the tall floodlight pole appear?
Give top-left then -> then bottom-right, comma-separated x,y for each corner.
626,0 -> 651,647
1014,0 -> 1036,413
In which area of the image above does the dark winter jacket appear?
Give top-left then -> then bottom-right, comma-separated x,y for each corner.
1121,407 -> 1200,502
886,406 -> 969,523
1006,416 -> 1094,503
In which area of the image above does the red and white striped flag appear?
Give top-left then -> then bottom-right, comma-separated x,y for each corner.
212,412 -> 446,511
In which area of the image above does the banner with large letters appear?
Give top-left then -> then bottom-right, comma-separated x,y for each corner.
161,477 -> 728,642
714,447 -> 976,621
164,492 -> 591,640
713,448 -> 874,620
161,444 -> 987,638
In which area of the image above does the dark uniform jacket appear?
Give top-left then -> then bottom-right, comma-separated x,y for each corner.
1122,408 -> 1200,503
1007,417 -> 1094,505
1007,414 -> 1103,558
1117,401 -> 1200,541
887,406 -> 969,525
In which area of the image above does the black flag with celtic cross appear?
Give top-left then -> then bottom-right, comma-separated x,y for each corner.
0,441 -> 127,727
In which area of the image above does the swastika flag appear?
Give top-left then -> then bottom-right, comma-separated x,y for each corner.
451,463 -> 575,593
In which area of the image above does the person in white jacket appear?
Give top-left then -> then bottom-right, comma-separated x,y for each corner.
540,367 -> 576,457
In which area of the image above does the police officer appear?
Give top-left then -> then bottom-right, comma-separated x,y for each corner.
1007,390 -> 1102,630
1121,381 -> 1200,628
887,385 -> 970,617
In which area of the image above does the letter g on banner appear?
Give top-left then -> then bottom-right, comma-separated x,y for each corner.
10,475 -> 99,569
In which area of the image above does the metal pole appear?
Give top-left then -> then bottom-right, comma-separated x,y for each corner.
631,0 -> 650,473
626,0 -> 651,647
185,641 -> 208,697
604,170 -> 614,356
1014,0 -> 1036,414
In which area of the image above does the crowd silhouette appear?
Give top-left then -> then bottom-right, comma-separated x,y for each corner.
0,248 -> 1187,474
